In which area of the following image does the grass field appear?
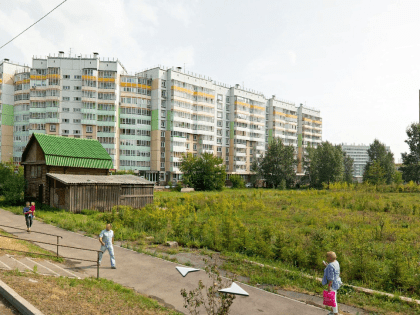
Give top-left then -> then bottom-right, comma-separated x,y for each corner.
3,184 -> 420,314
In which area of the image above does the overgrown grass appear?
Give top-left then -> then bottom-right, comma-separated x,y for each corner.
3,183 -> 420,314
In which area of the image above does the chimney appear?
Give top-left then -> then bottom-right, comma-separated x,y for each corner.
176,67 -> 182,71
235,84 -> 240,88
272,94 -> 276,99
93,52 -> 99,58
58,51 -> 64,57
4,58 -> 9,62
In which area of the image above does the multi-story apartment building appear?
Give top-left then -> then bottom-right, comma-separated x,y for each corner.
0,52 -> 323,184
341,144 -> 391,181
297,105 -> 322,173
0,60 -> 30,162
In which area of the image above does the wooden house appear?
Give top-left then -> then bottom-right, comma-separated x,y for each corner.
21,133 -> 154,212
47,174 -> 154,213
21,133 -> 113,205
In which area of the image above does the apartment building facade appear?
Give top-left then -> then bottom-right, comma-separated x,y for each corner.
0,52 -> 322,184
341,144 -> 391,181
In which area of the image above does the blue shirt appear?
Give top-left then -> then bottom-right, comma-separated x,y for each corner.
322,260 -> 342,290
23,206 -> 32,217
99,229 -> 114,247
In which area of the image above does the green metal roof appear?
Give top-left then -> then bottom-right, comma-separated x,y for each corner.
33,133 -> 113,169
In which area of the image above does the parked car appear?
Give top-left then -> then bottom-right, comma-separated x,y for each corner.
245,182 -> 253,188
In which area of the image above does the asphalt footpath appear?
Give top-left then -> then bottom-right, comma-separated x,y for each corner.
0,208 -> 328,315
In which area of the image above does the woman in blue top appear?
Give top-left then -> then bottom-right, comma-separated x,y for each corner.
322,251 -> 342,315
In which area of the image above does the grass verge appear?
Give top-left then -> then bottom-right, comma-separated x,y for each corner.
0,269 -> 181,315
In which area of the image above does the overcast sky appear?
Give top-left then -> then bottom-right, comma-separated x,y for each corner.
1,0 -> 419,160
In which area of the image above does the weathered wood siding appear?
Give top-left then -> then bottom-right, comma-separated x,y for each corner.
53,184 -> 155,213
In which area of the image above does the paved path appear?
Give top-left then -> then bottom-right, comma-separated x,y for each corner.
0,209 -> 328,315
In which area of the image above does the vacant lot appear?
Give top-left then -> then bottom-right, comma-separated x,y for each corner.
3,184 -> 420,314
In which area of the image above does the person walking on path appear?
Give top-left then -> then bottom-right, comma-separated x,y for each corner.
98,224 -> 116,269
23,202 -> 33,232
322,251 -> 342,315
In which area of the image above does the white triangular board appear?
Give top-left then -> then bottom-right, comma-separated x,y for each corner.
218,282 -> 249,296
176,266 -> 200,277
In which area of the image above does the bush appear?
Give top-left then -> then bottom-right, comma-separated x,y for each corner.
1,164 -> 25,205
230,175 -> 245,189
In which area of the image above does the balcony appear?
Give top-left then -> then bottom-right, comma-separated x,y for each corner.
81,119 -> 97,125
81,108 -> 97,114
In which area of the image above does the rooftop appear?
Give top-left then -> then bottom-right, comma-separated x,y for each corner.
47,173 -> 154,185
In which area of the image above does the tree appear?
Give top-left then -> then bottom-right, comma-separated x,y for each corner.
305,142 -> 344,188
343,152 -> 354,184
363,139 -> 394,184
253,138 -> 296,188
401,123 -> 420,183
180,153 -> 226,191
363,160 -> 386,185
0,163 -> 25,205
229,174 -> 245,189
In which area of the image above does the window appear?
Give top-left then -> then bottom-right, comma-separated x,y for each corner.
193,135 -> 197,141
161,142 -> 165,147
161,152 -> 165,158
226,96 -> 230,103
161,90 -> 166,98
161,121 -> 166,128
74,86 -> 81,90
74,97 -> 81,101
62,97 -> 70,101
217,112 -> 222,118
62,130 -> 69,134
63,108 -> 70,112
73,130 -> 80,134
161,80 -> 166,88
217,94 -> 223,102
86,136 -> 92,139
193,144 -> 197,151
62,119 -> 69,123
73,119 -> 81,123
86,126 -> 93,133
161,110 -> 166,118
161,131 -> 165,137
217,103 -> 222,110
63,86 -> 70,90
74,75 -> 81,80
186,143 -> 190,149
217,120 -> 222,127
49,125 -> 56,132
217,147 -> 222,152
161,162 -> 165,169
73,108 -> 81,112
63,75 -> 70,79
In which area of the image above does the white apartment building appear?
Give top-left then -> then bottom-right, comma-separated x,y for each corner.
341,144 -> 391,180
0,52 -> 323,184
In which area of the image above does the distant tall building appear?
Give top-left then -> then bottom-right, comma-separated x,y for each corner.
0,52 -> 323,184
341,143 -> 391,179
297,105 -> 322,172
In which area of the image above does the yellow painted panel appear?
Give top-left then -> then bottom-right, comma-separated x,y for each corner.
303,117 -> 322,124
120,82 -> 151,90
98,77 -> 115,82
30,75 -> 47,80
82,75 -> 97,80
193,91 -> 215,99
172,85 -> 194,94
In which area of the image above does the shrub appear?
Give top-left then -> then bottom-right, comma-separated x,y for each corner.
230,175 -> 245,189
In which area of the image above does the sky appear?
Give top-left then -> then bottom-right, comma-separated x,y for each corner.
1,0 -> 419,160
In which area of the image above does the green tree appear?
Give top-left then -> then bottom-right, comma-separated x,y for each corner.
364,160 -> 386,185
180,153 -> 226,191
363,139 -> 394,184
401,123 -> 420,183
1,163 -> 25,205
305,142 -> 344,188
229,174 -> 245,189
343,152 -> 354,184
253,138 -> 296,188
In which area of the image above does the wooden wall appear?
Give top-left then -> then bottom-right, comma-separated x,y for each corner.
49,181 -> 154,213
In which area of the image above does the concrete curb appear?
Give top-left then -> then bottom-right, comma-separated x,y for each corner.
0,279 -> 44,315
